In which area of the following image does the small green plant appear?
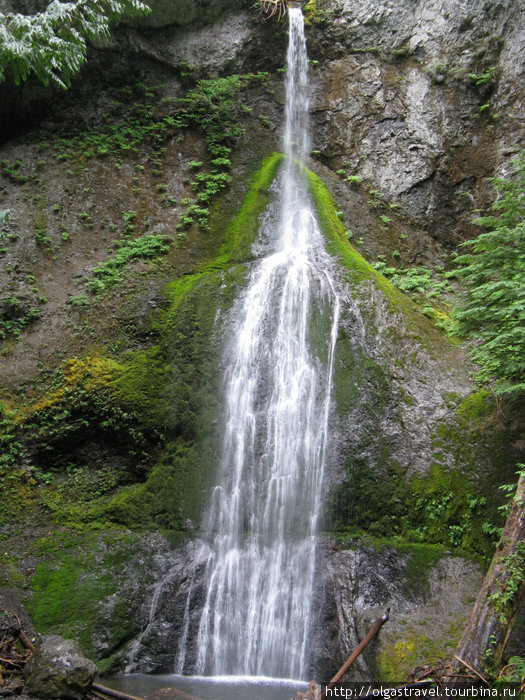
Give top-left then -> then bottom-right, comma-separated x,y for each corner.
0,298 -> 40,339
345,175 -> 361,185
122,210 -> 137,233
487,545 -> 525,622
501,656 -> 525,682
0,209 -> 15,243
34,227 -> 51,247
86,235 -> 170,294
391,45 -> 410,57
67,295 -> 89,307
1,160 -> 29,183
468,66 -> 495,86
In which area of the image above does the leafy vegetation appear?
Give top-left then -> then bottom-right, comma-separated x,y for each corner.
0,154 -> 285,532
177,74 -> 265,153
452,151 -> 525,395
487,542 -> 525,623
176,73 -> 267,229
0,298 -> 40,339
0,0 -> 150,88
50,84 -> 175,161
327,457 -> 502,558
45,73 -> 266,234
86,235 -> 171,294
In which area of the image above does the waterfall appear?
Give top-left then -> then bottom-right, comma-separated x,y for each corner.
188,7 -> 340,679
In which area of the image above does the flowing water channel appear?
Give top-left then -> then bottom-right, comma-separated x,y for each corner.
180,6 -> 341,680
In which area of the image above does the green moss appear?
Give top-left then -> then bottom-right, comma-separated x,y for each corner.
306,168 -> 405,304
335,533 -> 447,595
306,166 -> 456,358
328,456 -> 502,559
100,443 -> 206,530
456,389 -> 493,422
434,391 -> 513,485
26,531 -> 149,659
117,346 -> 171,430
303,0 -> 322,25
0,152 -> 287,533
306,168 -> 516,559
213,151 -> 283,265
377,617 -> 466,682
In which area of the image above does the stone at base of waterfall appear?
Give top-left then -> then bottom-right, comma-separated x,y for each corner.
23,635 -> 97,699
291,680 -> 322,700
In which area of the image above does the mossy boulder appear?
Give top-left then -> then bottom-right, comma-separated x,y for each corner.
24,634 -> 96,700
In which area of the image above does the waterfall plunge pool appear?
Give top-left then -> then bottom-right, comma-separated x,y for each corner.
103,673 -> 308,699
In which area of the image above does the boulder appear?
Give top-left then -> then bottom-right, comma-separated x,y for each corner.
24,635 -> 97,700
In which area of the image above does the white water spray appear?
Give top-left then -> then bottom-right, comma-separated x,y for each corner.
188,7 -> 340,679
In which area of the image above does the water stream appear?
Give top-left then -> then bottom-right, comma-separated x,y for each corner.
179,7 -> 340,679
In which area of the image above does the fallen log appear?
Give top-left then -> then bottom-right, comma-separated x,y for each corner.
92,682 -> 201,700
91,681 -> 148,700
13,613 -> 35,652
18,629 -> 35,652
321,609 -> 390,699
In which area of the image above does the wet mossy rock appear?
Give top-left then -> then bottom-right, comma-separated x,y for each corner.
24,530 -> 181,669
24,634 -> 97,699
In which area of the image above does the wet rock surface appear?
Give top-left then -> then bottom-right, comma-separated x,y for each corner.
306,0 -> 525,244
102,536 -> 482,682
320,545 -> 483,680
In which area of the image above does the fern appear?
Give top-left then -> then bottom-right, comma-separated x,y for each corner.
0,0 -> 150,88
453,151 -> 525,396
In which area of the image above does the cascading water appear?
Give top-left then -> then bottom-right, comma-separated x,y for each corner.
185,6 -> 340,679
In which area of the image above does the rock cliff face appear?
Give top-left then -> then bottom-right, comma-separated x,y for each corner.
307,0 -> 525,245
110,0 -> 525,246
0,0 -> 524,685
